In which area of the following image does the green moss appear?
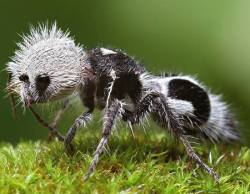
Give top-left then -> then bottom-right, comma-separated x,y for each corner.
0,128 -> 249,194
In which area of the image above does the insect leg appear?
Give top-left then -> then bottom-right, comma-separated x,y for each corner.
84,99 -> 123,180
64,111 -> 92,152
179,134 -> 219,181
29,107 -> 65,142
48,99 -> 70,141
128,91 -> 220,181
154,93 -> 219,181
51,99 -> 70,128
152,93 -> 220,181
124,91 -> 165,124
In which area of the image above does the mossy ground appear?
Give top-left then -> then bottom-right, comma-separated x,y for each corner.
0,126 -> 249,194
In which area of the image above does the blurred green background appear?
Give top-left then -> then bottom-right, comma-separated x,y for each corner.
0,0 -> 249,144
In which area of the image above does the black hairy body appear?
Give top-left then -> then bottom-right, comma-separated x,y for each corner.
65,48 -> 238,180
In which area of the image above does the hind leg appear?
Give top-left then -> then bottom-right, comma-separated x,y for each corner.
179,134 -> 219,181
127,91 -> 219,181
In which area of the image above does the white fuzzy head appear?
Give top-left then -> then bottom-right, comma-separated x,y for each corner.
6,23 -> 87,106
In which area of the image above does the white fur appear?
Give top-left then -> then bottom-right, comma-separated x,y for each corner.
168,99 -> 194,116
106,69 -> 117,108
202,94 -> 238,142
6,23 -> 87,104
100,48 -> 117,55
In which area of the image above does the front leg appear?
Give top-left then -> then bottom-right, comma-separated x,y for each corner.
84,99 -> 123,180
64,111 -> 92,152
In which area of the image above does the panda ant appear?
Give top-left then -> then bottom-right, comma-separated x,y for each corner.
6,23 -> 239,181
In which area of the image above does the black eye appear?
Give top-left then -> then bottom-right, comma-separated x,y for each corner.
36,75 -> 50,93
19,74 -> 29,83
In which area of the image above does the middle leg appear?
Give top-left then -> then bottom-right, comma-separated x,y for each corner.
48,99 -> 70,141
64,110 -> 92,152
29,107 -> 65,142
84,99 -> 123,180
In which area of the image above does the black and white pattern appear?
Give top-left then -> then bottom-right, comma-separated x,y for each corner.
6,23 -> 240,181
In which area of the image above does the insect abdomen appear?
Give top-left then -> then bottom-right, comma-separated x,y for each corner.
168,78 -> 211,126
145,76 -> 211,127
143,75 -> 239,142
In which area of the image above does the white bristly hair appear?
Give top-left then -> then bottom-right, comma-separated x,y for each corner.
6,23 -> 88,104
202,94 -> 239,142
